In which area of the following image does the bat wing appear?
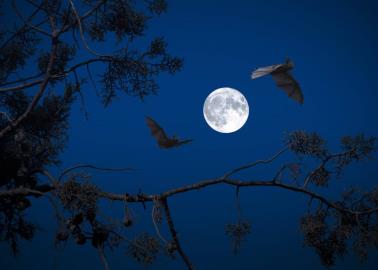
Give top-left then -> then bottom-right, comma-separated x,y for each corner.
251,63 -> 283,79
271,71 -> 304,104
145,117 -> 170,146
177,139 -> 193,146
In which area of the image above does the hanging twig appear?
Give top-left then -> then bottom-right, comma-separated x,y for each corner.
68,0 -> 109,57
161,198 -> 195,270
97,245 -> 111,270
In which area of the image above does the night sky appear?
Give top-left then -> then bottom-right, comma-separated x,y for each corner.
2,0 -> 378,269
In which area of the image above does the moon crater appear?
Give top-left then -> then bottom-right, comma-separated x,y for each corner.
203,87 -> 249,133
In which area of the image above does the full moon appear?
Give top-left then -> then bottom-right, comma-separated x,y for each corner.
203,87 -> 249,133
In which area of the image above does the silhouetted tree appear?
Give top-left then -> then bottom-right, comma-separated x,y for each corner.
1,1 -> 377,270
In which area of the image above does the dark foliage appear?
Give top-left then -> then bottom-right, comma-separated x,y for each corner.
127,233 -> 161,265
225,220 -> 251,254
286,130 -> 327,158
57,179 -> 99,212
0,195 -> 36,255
0,28 -> 39,83
38,42 -> 76,75
287,131 -> 378,266
0,0 -> 181,259
0,90 -> 75,189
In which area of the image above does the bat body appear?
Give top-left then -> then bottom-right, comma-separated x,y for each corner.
145,116 -> 193,149
251,59 -> 304,104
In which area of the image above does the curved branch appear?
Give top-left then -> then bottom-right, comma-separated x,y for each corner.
222,146 -> 288,179
58,164 -> 136,182
302,149 -> 356,188
0,73 -> 43,87
68,0 -> 109,57
60,0 -> 108,34
0,187 -> 44,197
151,198 -> 167,244
0,78 -> 44,92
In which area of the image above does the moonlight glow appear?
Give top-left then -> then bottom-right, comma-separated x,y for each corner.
203,87 -> 249,133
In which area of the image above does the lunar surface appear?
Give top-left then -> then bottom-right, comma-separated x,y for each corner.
203,87 -> 249,133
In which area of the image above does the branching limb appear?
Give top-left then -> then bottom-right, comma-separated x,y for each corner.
303,162 -> 325,188
302,149 -> 356,188
11,0 -> 52,37
0,58 -> 109,93
0,5 -> 45,50
0,20 -> 59,138
2,174 -> 378,216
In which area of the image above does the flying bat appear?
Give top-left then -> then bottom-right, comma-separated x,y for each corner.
251,58 -> 304,104
145,116 -> 193,149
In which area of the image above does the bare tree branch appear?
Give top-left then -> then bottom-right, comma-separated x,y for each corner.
222,146 -> 288,179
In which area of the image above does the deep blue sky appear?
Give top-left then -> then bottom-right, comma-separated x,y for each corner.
2,0 -> 378,269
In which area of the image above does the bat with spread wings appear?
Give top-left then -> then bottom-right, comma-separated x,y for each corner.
251,58 -> 304,104
145,116 -> 193,149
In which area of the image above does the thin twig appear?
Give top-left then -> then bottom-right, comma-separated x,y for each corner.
60,0 -> 107,34
11,0 -> 52,37
222,146 -> 288,179
68,0 -> 108,57
58,164 -> 136,182
0,187 -> 44,197
0,57 -> 111,93
97,246 -> 111,270
302,149 -> 355,188
151,197 -> 167,244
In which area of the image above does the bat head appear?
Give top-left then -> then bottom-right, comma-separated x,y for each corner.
285,58 -> 294,68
